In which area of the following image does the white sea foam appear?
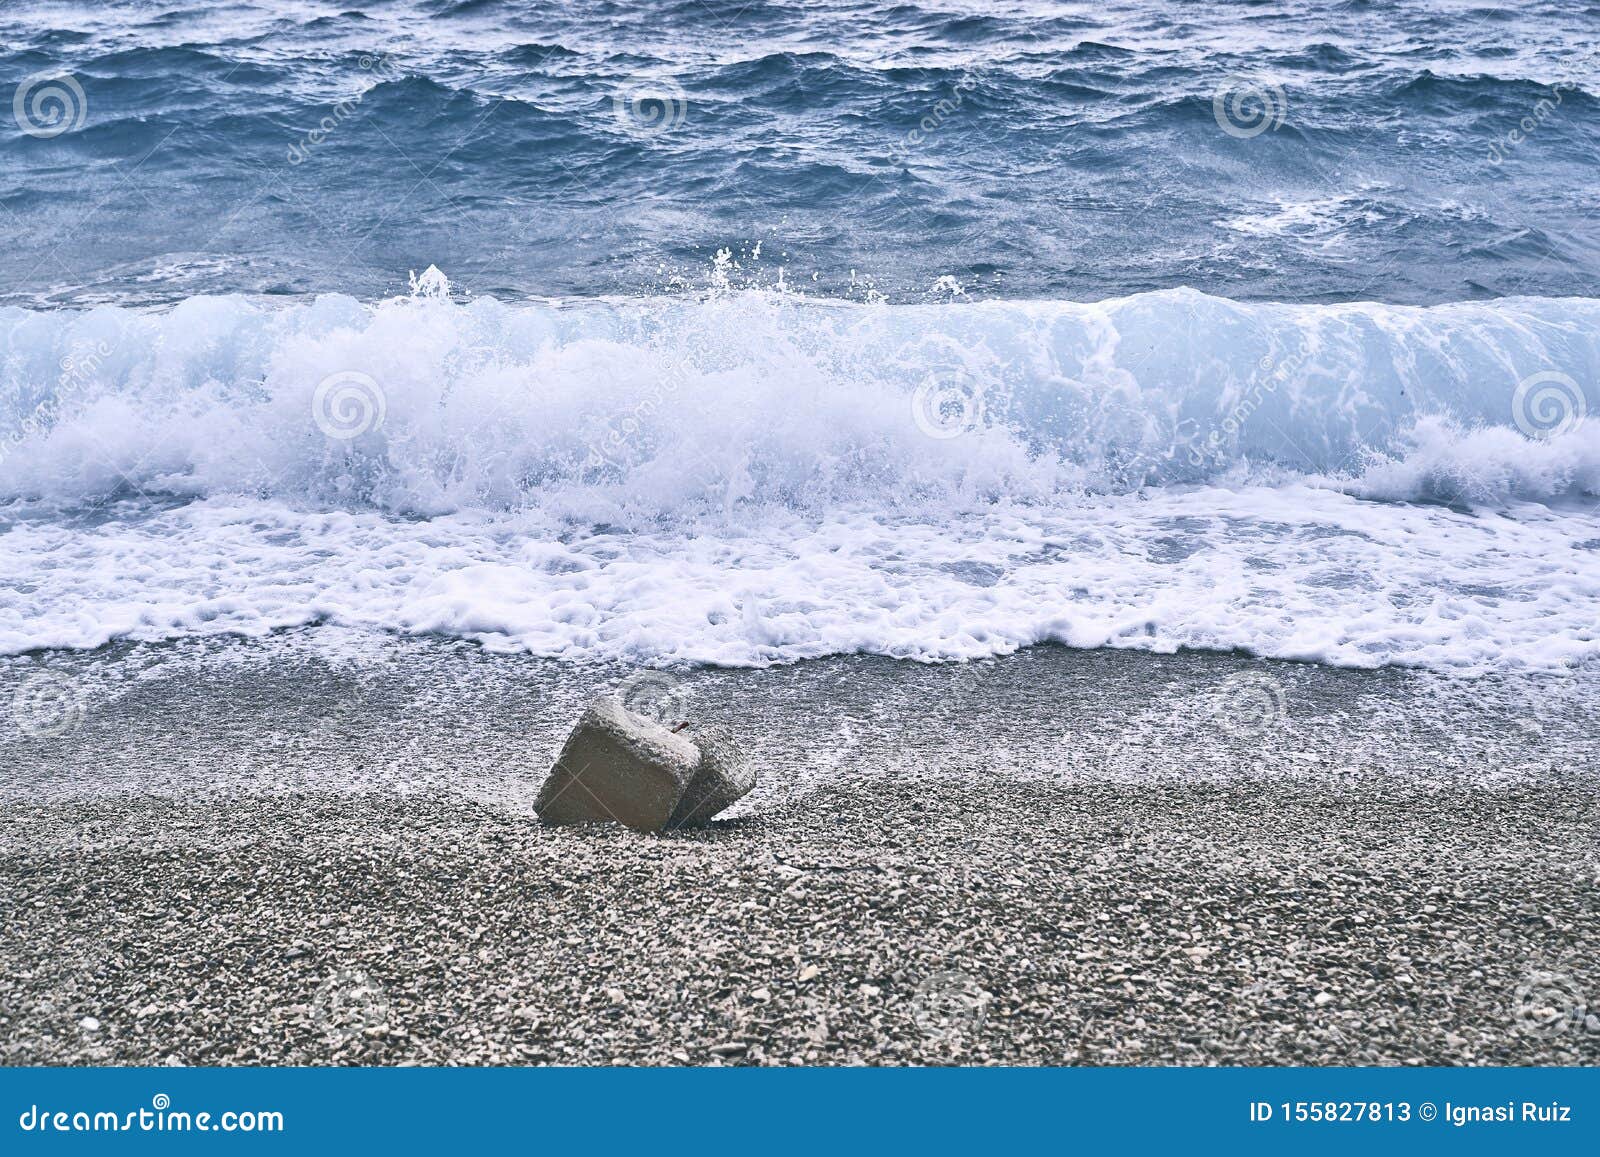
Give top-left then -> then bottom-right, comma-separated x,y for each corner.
1,286 -> 1596,671
1,487 -> 1596,671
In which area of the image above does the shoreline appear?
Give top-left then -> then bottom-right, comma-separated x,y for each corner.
2,640 -> 1597,1065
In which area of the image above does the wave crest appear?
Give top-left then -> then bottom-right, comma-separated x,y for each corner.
2,283 -> 1597,519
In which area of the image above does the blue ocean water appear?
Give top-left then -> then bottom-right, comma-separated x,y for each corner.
0,2 -> 1597,674
2,0 -> 1597,305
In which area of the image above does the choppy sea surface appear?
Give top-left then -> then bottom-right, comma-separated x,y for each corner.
2,1 -> 1597,677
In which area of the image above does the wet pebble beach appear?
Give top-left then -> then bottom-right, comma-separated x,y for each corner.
3,644 -> 1596,1066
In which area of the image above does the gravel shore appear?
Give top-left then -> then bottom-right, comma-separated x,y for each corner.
2,639 -> 1597,1065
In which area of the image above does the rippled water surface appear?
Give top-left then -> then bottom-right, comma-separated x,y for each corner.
1,2 -> 1597,677
2,0 -> 1597,304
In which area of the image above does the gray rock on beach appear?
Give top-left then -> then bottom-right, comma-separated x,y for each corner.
668,724 -> 756,829
535,697 -> 753,831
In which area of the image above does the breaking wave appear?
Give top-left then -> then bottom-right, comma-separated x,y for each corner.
3,280 -> 1596,673
3,281 -> 1597,518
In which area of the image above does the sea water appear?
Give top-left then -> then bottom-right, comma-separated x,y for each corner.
1,1 -> 1596,675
